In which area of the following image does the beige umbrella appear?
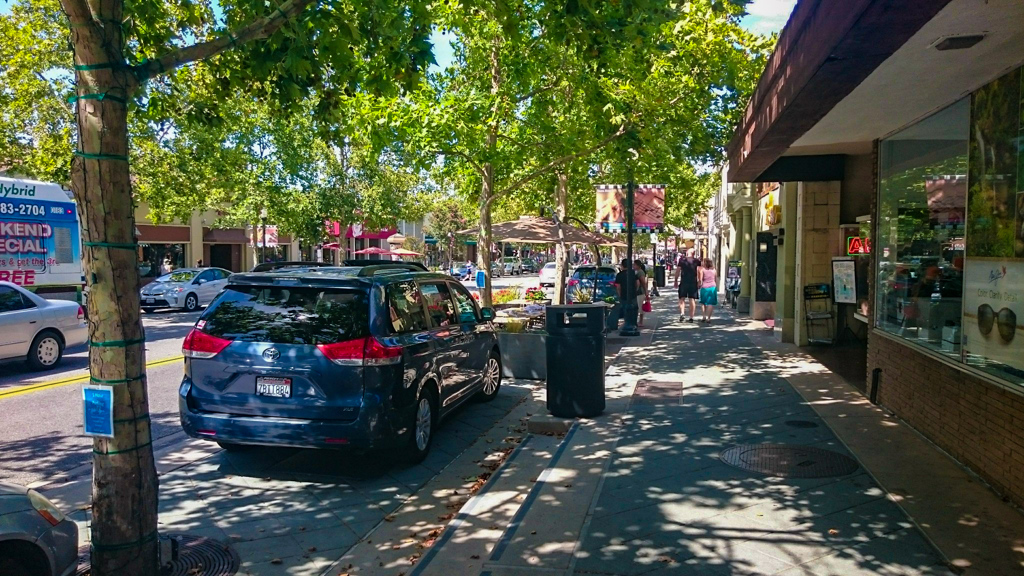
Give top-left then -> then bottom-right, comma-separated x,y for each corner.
458,216 -> 621,246
390,247 -> 422,257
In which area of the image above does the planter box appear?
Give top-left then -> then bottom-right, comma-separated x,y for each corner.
497,332 -> 547,380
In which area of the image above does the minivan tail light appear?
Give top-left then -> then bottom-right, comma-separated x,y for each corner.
318,337 -> 401,367
182,329 -> 231,359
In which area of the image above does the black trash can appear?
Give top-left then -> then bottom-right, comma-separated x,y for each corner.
654,265 -> 666,288
545,304 -> 606,417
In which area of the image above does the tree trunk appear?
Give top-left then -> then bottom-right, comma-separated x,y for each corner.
61,3 -> 159,575
554,173 -> 569,305
478,166 -> 494,308
477,34 -> 501,308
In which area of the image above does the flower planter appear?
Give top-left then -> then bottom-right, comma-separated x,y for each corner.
497,332 -> 547,380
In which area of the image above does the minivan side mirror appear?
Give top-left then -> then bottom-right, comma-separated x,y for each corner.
480,307 -> 495,321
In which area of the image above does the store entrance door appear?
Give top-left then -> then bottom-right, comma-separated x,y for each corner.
755,231 -> 777,302
210,244 -> 233,271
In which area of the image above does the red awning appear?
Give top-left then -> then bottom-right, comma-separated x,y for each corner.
136,225 -> 190,243
203,227 -> 248,243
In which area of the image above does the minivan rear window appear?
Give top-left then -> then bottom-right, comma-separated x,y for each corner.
201,286 -> 369,344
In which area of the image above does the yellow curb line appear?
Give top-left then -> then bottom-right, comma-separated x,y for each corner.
0,356 -> 184,400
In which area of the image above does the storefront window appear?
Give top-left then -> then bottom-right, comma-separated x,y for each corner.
875,66 -> 1024,387
138,243 -> 186,278
961,67 -> 1023,384
257,245 -> 290,264
875,99 -> 969,359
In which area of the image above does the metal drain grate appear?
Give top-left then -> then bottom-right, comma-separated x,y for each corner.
77,534 -> 240,576
785,420 -> 820,429
720,444 -> 859,478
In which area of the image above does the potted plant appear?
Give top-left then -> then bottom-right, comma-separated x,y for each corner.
497,322 -> 547,380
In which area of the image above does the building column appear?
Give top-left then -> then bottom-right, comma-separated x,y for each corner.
737,205 -> 752,313
775,182 -> 798,343
189,211 -> 203,267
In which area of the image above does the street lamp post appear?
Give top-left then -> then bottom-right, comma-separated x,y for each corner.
260,208 -> 268,263
620,181 -> 640,337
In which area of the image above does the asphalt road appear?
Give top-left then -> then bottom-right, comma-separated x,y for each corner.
0,274 -> 541,487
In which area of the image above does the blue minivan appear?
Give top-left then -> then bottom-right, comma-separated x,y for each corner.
178,265 -> 501,462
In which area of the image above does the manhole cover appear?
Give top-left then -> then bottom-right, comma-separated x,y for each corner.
77,534 -> 240,576
785,420 -> 820,429
720,444 -> 859,478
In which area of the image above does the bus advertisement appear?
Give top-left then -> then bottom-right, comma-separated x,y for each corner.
0,177 -> 83,301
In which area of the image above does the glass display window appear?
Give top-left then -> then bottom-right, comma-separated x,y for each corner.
876,99 -> 969,359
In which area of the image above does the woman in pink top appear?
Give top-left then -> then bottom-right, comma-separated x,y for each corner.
697,258 -> 718,324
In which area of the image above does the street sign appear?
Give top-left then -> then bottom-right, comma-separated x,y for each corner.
650,233 -> 658,243
83,385 -> 114,438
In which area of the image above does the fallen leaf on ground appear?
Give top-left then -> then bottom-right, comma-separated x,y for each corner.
828,529 -> 839,535
270,558 -> 282,565
308,547 -> 317,552
471,555 -> 480,559
384,515 -> 396,522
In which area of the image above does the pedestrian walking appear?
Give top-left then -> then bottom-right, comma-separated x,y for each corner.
698,257 -> 718,323
676,248 -> 700,323
634,259 -> 649,327
605,259 -> 631,332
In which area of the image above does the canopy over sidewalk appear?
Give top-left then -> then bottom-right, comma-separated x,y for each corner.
458,216 -> 625,247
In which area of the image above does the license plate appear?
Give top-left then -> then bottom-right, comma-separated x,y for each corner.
256,377 -> 291,398
145,298 -> 154,304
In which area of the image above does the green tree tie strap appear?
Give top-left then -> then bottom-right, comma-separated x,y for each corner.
276,6 -> 287,19
74,151 -> 129,162
90,375 -> 146,385
113,413 -> 151,424
90,529 -> 159,552
69,93 -> 127,105
84,241 -> 138,250
74,62 -> 118,71
90,337 -> 146,348
93,439 -> 153,456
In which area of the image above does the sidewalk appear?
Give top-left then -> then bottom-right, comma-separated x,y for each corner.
389,294 -> 1024,576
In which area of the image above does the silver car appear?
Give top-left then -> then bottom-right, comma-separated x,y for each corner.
140,267 -> 231,313
0,282 -> 87,371
0,483 -> 79,576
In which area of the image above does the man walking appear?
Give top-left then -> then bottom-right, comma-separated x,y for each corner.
676,248 -> 700,323
605,259 -> 631,332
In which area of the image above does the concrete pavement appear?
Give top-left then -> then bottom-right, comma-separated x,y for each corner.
396,295 -> 1024,576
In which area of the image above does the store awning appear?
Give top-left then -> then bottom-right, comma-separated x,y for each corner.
137,224 -> 190,243
203,227 -> 248,243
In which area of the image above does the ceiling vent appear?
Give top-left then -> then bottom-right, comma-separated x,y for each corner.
932,34 -> 986,51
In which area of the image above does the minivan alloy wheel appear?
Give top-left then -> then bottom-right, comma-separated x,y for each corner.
483,357 -> 500,395
415,397 -> 432,452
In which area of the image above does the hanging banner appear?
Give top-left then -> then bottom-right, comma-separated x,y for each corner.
595,184 -> 666,233
251,225 -> 279,247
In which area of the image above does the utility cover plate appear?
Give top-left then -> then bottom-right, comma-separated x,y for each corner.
720,443 -> 859,478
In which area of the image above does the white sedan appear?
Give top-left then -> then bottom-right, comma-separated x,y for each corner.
0,282 -> 87,371
140,267 -> 231,312
539,262 -> 558,287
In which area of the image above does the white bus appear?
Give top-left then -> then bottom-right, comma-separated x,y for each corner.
0,177 -> 84,302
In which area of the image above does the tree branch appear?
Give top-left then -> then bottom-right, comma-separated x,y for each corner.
438,150 -> 486,179
131,0 -> 317,84
515,82 -> 557,104
492,124 -> 628,202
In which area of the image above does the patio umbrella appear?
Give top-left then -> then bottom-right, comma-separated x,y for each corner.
353,246 -> 392,255
322,242 -> 341,250
390,247 -> 423,257
458,216 -> 620,246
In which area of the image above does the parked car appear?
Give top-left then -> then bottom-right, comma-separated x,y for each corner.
539,262 -> 558,287
178,265 -> 502,462
140,267 -> 231,312
251,261 -> 333,272
502,257 -> 523,276
490,261 -> 503,278
0,282 -> 87,371
521,260 -> 538,274
0,482 -> 79,576
567,265 -> 619,303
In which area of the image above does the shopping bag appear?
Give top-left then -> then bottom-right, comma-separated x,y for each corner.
642,299 -> 652,313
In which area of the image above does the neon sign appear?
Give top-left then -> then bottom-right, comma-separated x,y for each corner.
847,236 -> 871,256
